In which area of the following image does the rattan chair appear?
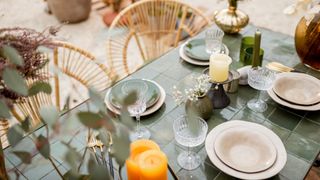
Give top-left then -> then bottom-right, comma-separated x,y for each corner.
1,42 -> 114,146
106,0 -> 210,76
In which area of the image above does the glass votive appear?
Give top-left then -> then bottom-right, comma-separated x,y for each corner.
205,28 -> 224,55
239,36 -> 254,62
243,47 -> 264,66
209,53 -> 232,82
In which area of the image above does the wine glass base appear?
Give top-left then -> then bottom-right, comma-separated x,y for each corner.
247,98 -> 268,113
129,127 -> 151,141
177,151 -> 201,170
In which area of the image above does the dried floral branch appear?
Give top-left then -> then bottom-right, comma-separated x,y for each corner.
0,27 -> 58,101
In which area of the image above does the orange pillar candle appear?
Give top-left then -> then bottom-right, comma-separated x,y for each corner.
130,139 -> 160,156
126,140 -> 161,180
126,158 -> 141,180
138,150 -> 168,180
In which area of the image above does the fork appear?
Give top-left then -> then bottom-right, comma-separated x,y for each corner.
106,132 -> 114,179
88,137 -> 102,165
92,136 -> 115,176
95,138 -> 108,167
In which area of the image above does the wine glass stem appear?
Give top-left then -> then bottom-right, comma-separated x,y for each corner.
136,114 -> 142,138
257,91 -> 264,103
187,145 -> 191,161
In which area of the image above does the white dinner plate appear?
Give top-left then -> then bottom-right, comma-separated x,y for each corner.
273,72 -> 320,105
104,79 -> 166,116
179,42 -> 229,66
268,88 -> 320,111
205,120 -> 287,180
214,126 -> 277,173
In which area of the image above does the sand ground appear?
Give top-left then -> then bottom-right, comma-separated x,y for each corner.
0,0 -> 303,62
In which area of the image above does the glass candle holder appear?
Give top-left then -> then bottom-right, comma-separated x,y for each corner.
243,47 -> 264,66
239,36 -> 254,62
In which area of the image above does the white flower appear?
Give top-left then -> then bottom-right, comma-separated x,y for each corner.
172,74 -> 211,104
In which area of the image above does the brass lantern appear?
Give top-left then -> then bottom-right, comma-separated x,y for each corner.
213,0 -> 249,34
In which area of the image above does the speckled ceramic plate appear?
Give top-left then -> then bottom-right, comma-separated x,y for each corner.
105,79 -> 166,116
214,126 -> 277,173
184,39 -> 228,61
273,72 -> 320,105
205,120 -> 287,180
180,42 -> 229,66
109,79 -> 160,109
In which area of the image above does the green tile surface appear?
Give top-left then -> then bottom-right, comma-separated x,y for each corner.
280,153 -> 310,180
267,108 -> 302,130
285,133 -> 320,162
3,24 -> 320,179
294,119 -> 320,144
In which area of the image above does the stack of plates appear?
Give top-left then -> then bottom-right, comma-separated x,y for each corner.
205,120 -> 287,180
179,39 -> 229,66
268,72 -> 320,111
104,79 -> 166,116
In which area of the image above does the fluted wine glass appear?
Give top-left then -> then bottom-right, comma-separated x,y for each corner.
173,115 -> 208,170
247,67 -> 275,112
122,80 -> 150,141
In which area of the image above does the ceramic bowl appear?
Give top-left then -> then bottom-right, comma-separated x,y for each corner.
273,72 -> 320,105
214,127 -> 277,173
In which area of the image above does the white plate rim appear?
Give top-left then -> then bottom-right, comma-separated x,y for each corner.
273,72 -> 320,105
268,88 -> 320,111
214,126 -> 277,173
205,120 -> 287,180
179,42 -> 229,66
104,79 -> 166,116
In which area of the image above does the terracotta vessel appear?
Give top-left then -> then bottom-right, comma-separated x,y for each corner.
47,0 -> 91,23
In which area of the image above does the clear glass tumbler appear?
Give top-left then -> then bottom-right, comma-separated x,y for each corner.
173,115 -> 208,170
205,28 -> 224,55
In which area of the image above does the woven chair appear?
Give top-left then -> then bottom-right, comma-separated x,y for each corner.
106,0 -> 210,76
1,41 -> 114,146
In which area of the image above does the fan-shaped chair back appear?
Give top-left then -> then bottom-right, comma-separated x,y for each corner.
10,41 -> 114,128
106,0 -> 210,76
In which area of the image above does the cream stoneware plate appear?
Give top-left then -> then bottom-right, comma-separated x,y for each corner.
214,127 -> 277,173
179,42 -> 229,66
268,88 -> 320,111
273,72 -> 320,105
205,120 -> 287,180
104,79 -> 166,116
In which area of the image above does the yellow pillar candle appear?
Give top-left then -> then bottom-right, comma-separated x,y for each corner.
209,53 -> 232,82
126,140 -> 161,180
138,150 -> 168,180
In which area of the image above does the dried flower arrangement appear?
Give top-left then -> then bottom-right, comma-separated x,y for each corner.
172,74 -> 211,104
0,27 -> 57,103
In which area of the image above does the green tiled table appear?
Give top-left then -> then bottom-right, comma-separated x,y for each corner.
4,24 -> 320,180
